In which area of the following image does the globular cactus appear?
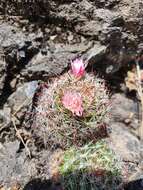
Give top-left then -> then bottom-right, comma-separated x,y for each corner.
30,59 -> 110,149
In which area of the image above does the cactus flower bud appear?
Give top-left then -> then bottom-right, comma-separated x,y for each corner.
71,58 -> 85,77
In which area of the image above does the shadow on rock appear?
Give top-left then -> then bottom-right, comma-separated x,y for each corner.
124,178 -> 143,190
23,170 -> 123,190
23,179 -> 62,190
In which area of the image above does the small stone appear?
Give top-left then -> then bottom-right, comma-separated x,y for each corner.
124,118 -> 132,125
67,33 -> 74,42
10,78 -> 17,90
11,183 -> 20,190
50,35 -> 57,41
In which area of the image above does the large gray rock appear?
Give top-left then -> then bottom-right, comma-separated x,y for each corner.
0,22 -> 38,67
108,123 -> 140,162
7,81 -> 38,124
1,22 -> 39,65
109,93 -> 139,130
0,140 -> 37,187
48,0 -> 143,73
21,48 -> 75,80
0,23 -> 27,48
0,22 -> 40,105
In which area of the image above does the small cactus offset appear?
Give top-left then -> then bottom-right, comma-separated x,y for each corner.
31,58 -> 110,149
47,141 -> 122,190
59,141 -> 122,190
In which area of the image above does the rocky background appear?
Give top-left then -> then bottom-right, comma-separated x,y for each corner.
0,0 -> 143,189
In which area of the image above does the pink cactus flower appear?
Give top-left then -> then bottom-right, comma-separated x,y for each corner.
71,58 -> 85,77
62,91 -> 83,116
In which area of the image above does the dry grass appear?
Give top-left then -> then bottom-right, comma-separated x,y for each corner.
135,59 -> 143,139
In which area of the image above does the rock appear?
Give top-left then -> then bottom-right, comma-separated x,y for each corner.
23,178 -> 63,190
94,0 -> 121,8
21,49 -> 75,81
7,81 -> 38,123
49,1 -> 128,74
0,140 -> 37,187
50,0 -> 143,74
108,123 -> 140,162
0,22 -> 40,106
0,106 -> 11,129
94,8 -> 123,26
124,178 -> 143,190
75,20 -> 102,37
0,59 -> 6,97
2,23 -> 39,66
110,93 -> 139,129
0,23 -> 26,48
85,43 -> 107,64
106,93 -> 142,181
0,0 -> 50,16
60,41 -> 93,54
